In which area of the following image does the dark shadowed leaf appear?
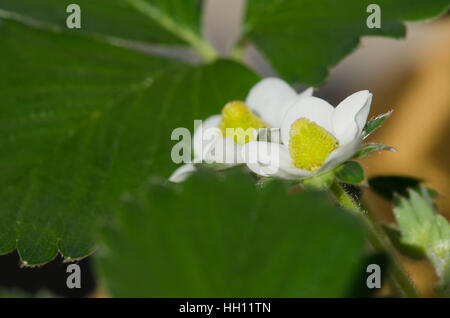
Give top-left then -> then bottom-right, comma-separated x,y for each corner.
96,171 -> 366,297
346,252 -> 390,298
368,176 -> 438,202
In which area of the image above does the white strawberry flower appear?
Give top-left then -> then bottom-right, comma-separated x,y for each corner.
169,78 -> 313,182
242,90 -> 372,179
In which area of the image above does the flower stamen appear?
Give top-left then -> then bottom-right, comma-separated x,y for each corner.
219,101 -> 267,145
289,118 -> 338,171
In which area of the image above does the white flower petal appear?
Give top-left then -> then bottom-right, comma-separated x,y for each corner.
298,87 -> 314,99
169,164 -> 196,183
279,165 -> 312,179
317,136 -> 363,173
241,141 -> 311,179
332,90 -> 372,145
281,96 -> 335,146
204,137 -> 243,164
246,78 -> 298,127
257,127 -> 281,144
193,114 -> 222,160
241,141 -> 288,177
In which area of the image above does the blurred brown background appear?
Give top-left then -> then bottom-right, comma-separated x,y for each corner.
203,0 -> 450,297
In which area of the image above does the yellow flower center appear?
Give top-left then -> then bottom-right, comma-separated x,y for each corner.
218,101 -> 267,145
289,118 -> 338,172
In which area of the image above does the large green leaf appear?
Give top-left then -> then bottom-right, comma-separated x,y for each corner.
97,171 -> 366,297
243,0 -> 449,85
0,0 -> 203,46
0,21 -> 259,265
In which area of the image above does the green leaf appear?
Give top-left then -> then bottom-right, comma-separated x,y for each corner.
0,289 -> 55,298
96,171 -> 366,297
0,21 -> 259,265
368,176 -> 438,202
334,161 -> 365,184
347,252 -> 390,298
243,0 -> 449,85
353,142 -> 397,159
393,188 -> 450,295
382,224 -> 425,259
0,0 -> 205,47
364,111 -> 393,138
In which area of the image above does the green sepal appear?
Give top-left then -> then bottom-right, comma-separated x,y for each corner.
364,110 -> 393,138
353,143 -> 397,159
334,161 -> 365,185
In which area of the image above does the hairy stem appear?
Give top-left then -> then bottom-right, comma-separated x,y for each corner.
329,180 -> 419,298
126,0 -> 218,62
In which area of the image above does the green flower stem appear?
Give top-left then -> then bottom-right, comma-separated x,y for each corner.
230,39 -> 247,62
329,180 -> 419,298
126,0 -> 218,62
